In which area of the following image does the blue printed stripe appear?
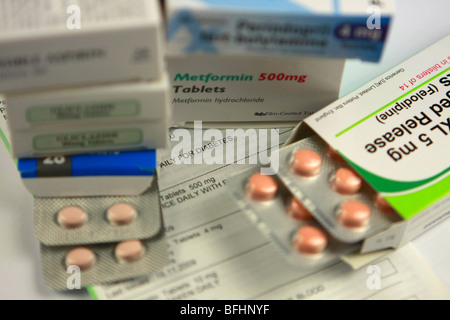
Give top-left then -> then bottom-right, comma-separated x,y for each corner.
72,150 -> 156,176
18,159 -> 38,178
18,150 -> 156,178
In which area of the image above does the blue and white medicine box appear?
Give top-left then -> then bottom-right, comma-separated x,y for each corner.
18,150 -> 157,197
166,0 -> 395,62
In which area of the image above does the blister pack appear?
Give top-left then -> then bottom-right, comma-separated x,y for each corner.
40,235 -> 168,291
33,180 -> 162,246
276,135 -> 401,244
227,167 -> 360,268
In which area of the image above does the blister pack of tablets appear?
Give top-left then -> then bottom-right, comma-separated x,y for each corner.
41,236 -> 168,291
276,135 -> 401,244
227,167 -> 360,268
33,180 -> 162,246
34,181 -> 169,290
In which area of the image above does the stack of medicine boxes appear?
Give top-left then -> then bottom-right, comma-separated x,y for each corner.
0,0 -> 170,288
164,0 -> 395,125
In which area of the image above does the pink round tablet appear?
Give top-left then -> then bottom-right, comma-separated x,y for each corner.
331,167 -> 362,195
294,226 -> 327,255
107,203 -> 137,226
115,240 -> 145,263
326,146 -> 345,163
375,194 -> 394,213
247,173 -> 278,201
291,149 -> 322,177
288,197 -> 313,221
65,247 -> 96,271
57,206 -> 87,229
338,201 -> 371,229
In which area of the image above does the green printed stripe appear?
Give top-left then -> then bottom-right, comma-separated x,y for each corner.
87,286 -> 99,300
0,127 -> 11,155
341,154 -> 450,219
343,155 -> 450,193
0,128 -> 18,166
386,175 -> 450,219
336,67 -> 450,137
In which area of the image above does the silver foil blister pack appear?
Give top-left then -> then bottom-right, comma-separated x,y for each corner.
40,234 -> 168,291
34,180 -> 162,246
34,180 -> 169,291
227,167 -> 360,268
277,135 -> 401,244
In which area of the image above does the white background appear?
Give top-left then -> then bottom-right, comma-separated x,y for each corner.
0,0 -> 449,299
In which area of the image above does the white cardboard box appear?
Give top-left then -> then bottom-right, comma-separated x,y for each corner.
10,120 -> 170,159
6,76 -> 171,130
0,98 -> 158,197
166,0 -> 394,62
286,34 -> 450,254
0,0 -> 164,92
168,54 -> 346,123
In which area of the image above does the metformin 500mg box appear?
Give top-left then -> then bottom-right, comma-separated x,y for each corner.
288,34 -> 450,254
166,0 -> 394,62
168,54 -> 346,123
0,0 -> 164,92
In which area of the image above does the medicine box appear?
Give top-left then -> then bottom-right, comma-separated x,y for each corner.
1,100 -> 158,197
6,76 -> 171,130
0,0 -> 164,92
10,120 -> 169,158
286,34 -> 450,254
166,0 -> 394,62
6,77 -> 171,158
168,54 -> 345,123
17,151 -> 157,197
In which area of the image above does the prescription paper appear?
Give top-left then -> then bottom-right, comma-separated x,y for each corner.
91,127 -> 450,300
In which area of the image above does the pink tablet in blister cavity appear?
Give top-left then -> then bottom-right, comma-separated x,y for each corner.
115,240 -> 145,263
107,203 -> 137,226
338,200 -> 371,229
294,226 -> 327,255
331,167 -> 363,195
57,206 -> 87,229
65,247 -> 96,271
247,173 -> 278,201
291,149 -> 322,177
288,197 -> 313,221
